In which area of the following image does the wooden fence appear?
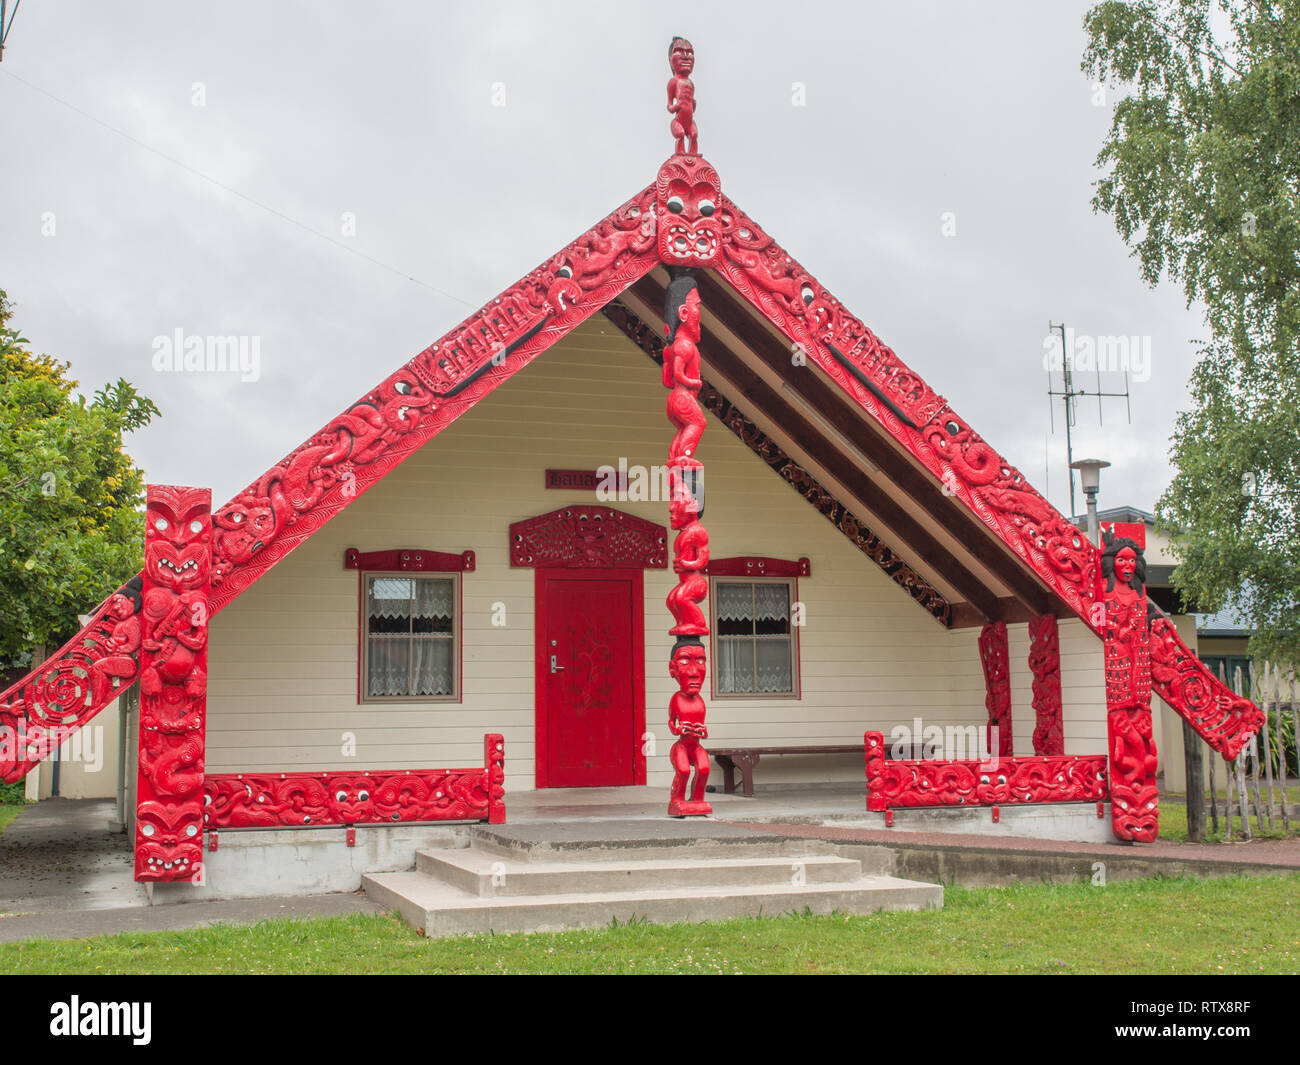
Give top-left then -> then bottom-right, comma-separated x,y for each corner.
1185,662 -> 1295,842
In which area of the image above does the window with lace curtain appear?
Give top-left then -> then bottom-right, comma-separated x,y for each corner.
361,574 -> 458,701
711,578 -> 799,697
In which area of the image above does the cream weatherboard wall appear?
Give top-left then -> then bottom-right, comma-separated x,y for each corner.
206,316 -> 1107,792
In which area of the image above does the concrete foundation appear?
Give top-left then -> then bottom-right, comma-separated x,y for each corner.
840,802 -> 1114,844
147,822 -> 474,904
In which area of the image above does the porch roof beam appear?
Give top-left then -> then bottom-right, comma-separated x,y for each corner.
694,272 -> 1058,618
634,277 -> 1006,623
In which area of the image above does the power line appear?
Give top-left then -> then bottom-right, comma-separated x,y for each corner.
1,66 -> 474,309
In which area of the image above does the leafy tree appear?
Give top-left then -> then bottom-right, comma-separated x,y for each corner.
1082,0 -> 1300,663
0,289 -> 160,665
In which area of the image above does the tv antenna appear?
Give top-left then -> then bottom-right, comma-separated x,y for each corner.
1045,322 -> 1132,520
0,0 -> 21,62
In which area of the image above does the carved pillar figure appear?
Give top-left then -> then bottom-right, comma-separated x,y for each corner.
1028,614 -> 1064,755
978,621 -> 1013,759
1098,523 -> 1158,842
663,270 -> 712,817
135,485 -> 211,882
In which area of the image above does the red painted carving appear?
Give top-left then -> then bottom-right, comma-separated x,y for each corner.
978,621 -> 1013,758
136,485 -> 211,882
1028,614 -> 1064,756
1149,613 -> 1262,760
0,580 -> 141,783
486,733 -> 506,825
706,556 -> 810,578
664,270 -> 712,817
509,506 -> 667,569
864,731 -> 887,811
205,735 -> 502,828
667,36 -> 698,155
1098,523 -> 1158,842
344,548 -> 475,572
657,155 -> 721,268
863,731 -> 1108,811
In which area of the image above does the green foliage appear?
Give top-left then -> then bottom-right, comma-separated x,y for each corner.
1082,1 -> 1300,663
0,289 -> 160,664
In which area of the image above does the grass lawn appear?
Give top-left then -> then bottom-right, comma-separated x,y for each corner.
0,804 -> 24,834
1160,785 -> 1300,842
2,873 -> 1298,974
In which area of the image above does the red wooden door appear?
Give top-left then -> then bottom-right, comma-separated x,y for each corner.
538,572 -> 642,787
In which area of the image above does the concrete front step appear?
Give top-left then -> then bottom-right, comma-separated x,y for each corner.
416,847 -> 865,897
363,867 -> 942,937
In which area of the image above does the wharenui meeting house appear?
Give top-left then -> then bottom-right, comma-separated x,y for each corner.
0,39 -> 1264,908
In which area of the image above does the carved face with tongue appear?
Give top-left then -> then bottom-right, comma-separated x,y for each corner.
656,155 -> 721,266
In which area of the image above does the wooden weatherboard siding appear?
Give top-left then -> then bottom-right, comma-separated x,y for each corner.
205,318 -> 1107,791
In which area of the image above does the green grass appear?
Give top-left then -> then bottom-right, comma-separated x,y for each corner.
3,874 -> 1298,974
0,804 -> 24,834
1160,785 -> 1300,842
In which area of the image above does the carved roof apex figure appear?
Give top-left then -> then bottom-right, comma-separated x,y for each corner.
667,36 -> 699,155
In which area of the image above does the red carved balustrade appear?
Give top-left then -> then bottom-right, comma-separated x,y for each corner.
204,734 -> 505,828
864,731 -> 1108,812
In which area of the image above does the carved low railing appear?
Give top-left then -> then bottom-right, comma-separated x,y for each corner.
863,731 -> 1108,820
203,734 -> 505,831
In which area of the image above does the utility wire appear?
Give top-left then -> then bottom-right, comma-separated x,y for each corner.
1,66 -> 474,309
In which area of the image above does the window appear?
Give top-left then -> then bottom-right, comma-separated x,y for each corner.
712,578 -> 798,697
362,574 -> 458,701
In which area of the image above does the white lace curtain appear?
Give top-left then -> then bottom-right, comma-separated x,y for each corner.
714,581 -> 793,694
366,576 -> 455,697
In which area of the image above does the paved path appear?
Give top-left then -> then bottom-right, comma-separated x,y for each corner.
725,820 -> 1300,870
0,800 -> 383,944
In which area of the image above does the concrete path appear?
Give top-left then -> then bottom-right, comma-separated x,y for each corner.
0,800 -> 383,944
727,820 -> 1300,866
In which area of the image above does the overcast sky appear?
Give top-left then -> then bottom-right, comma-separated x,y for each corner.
1,1 -> 1208,522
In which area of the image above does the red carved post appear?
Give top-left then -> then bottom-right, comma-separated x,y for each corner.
136,485 -> 211,882
660,39 -> 718,818
1028,614 -> 1064,755
486,733 -> 506,825
864,731 -> 886,811
1098,522 -> 1158,842
663,270 -> 712,818
978,621 -> 1013,758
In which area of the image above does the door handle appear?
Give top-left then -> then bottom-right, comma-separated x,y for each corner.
550,654 -> 565,674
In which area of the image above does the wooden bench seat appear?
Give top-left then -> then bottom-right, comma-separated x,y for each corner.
712,741 -> 939,796
711,746 -> 859,797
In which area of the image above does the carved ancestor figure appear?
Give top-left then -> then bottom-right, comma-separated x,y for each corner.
1099,525 -> 1158,842
668,640 -> 712,816
664,272 -> 706,467
666,36 -> 698,154
666,493 -> 709,636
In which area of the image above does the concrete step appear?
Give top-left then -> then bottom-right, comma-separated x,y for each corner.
363,867 -> 941,937
468,821 -> 842,864
416,847 -> 864,897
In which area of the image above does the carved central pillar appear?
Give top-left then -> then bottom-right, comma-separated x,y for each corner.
658,36 -> 721,818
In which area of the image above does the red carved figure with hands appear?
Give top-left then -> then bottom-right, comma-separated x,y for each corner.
667,36 -> 698,155
664,278 -> 706,468
1099,524 -> 1158,842
668,640 -> 712,816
